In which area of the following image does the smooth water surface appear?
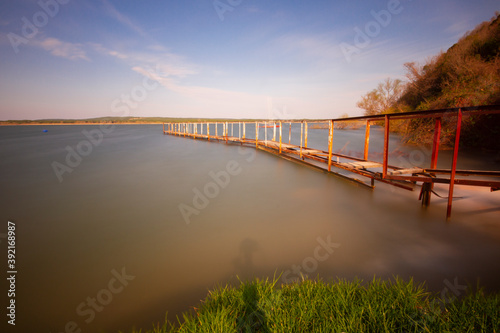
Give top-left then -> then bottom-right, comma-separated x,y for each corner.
1,124 -> 499,333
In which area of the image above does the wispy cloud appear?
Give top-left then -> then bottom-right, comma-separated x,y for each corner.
272,33 -> 344,62
93,43 -> 198,78
35,37 -> 89,61
100,0 -> 150,40
93,43 -> 270,116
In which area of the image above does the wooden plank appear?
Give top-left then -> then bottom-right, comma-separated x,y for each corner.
302,149 -> 325,155
387,168 -> 424,175
340,161 -> 382,169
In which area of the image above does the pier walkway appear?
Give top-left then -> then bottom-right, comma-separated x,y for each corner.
164,105 -> 500,219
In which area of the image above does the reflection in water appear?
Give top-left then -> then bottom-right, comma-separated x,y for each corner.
0,125 -> 499,333
233,238 -> 260,280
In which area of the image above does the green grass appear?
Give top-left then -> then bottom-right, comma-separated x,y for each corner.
125,276 -> 500,333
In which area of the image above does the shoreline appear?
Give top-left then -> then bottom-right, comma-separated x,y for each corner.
0,122 -> 164,126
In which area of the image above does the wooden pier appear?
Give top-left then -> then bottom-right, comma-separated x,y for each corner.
163,105 -> 500,219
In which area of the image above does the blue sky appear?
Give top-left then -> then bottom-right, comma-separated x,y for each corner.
0,0 -> 498,120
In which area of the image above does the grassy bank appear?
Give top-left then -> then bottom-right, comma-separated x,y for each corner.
126,277 -> 500,333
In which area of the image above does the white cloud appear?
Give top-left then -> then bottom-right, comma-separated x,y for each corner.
100,0 -> 149,40
35,37 -> 89,61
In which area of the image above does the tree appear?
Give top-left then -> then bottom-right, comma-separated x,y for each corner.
356,78 -> 405,116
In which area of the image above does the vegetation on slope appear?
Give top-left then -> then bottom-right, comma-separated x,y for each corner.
357,13 -> 500,149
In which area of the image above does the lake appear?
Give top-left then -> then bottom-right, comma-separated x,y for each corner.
1,124 -> 499,333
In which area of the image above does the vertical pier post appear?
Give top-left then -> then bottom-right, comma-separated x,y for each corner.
207,123 -> 210,141
225,122 -> 228,143
289,122 -> 292,144
279,121 -> 282,154
304,121 -> 308,148
300,121 -> 303,159
273,122 -> 276,141
328,120 -> 334,171
383,115 -> 390,178
255,122 -> 259,148
364,120 -> 370,161
243,122 -> 246,139
431,117 -> 442,169
447,110 -> 462,219
265,121 -> 268,145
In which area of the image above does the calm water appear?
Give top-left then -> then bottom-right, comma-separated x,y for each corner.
1,124 -> 499,333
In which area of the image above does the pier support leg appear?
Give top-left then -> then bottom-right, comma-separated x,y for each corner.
419,182 -> 432,206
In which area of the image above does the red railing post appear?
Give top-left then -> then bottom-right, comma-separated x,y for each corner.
364,120 -> 371,161
430,117 -> 442,169
447,110 -> 462,219
383,115 -> 390,178
328,120 -> 334,171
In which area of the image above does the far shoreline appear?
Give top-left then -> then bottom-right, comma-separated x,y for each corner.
0,122 -> 164,126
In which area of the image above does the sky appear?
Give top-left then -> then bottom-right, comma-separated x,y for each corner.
0,0 -> 499,120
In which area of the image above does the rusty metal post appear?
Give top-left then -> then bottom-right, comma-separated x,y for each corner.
383,115 -> 390,178
225,122 -> 228,143
207,123 -> 210,141
300,121 -> 303,159
279,121 -> 282,153
289,122 -> 292,144
431,117 -> 442,169
364,120 -> 371,161
447,110 -> 462,219
243,122 -> 246,139
265,121 -> 268,145
273,122 -> 276,141
328,120 -> 334,171
304,121 -> 308,148
255,122 -> 259,148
